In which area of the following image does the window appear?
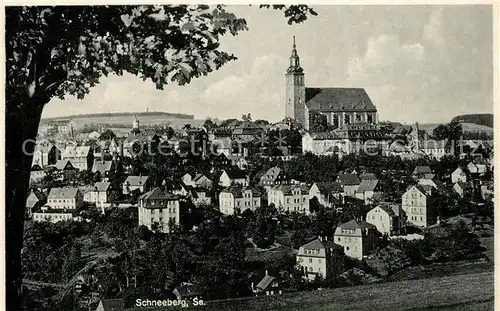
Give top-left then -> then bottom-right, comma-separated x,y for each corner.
159,217 -> 163,222
309,258 -> 312,263
159,209 -> 163,213
151,209 -> 155,214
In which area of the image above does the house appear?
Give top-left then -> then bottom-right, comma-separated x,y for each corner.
91,160 -> 115,180
228,155 -> 249,170
366,203 -> 406,236
54,159 -> 76,171
32,143 -> 61,168
30,164 -> 46,182
46,187 -> 83,210
88,131 -> 101,140
84,182 -> 111,204
334,220 -> 378,260
468,157 -> 489,175
401,184 -> 437,227
336,173 -> 361,197
259,166 -> 290,187
32,206 -> 75,223
267,184 -> 310,214
308,182 -> 343,208
251,271 -> 283,296
412,166 -> 433,179
451,167 -> 467,183
210,153 -> 232,169
355,179 -> 380,204
296,237 -> 345,281
418,176 -> 447,193
454,182 -> 472,198
421,140 -> 448,159
219,169 -> 248,187
219,186 -> 261,215
123,176 -> 150,195
164,180 -> 190,197
138,187 -> 182,233
231,122 -> 264,140
302,131 -> 350,156
359,173 -> 377,181
189,188 -> 212,207
61,145 -> 93,171
123,131 -> 161,157
93,299 -> 126,311
182,173 -> 213,189
26,189 -> 47,218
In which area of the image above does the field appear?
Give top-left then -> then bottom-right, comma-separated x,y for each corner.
43,114 -> 206,130
188,272 -> 493,311
419,122 -> 493,134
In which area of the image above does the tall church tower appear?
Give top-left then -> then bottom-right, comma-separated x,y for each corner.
285,36 -> 306,125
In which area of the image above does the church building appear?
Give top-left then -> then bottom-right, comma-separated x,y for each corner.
285,37 -> 378,130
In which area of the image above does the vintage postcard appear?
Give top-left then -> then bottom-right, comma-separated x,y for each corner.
3,4 -> 496,311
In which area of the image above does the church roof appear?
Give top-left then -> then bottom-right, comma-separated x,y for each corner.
305,88 -> 377,112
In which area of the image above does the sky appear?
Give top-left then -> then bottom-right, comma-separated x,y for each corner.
42,5 -> 494,124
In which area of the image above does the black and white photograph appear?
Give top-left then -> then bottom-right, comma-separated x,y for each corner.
4,4 -> 496,311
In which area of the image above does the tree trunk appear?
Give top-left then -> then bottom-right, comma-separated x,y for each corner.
6,97 -> 45,310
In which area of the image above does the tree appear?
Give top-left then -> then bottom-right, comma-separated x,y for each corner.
98,129 -> 116,141
241,113 -> 252,122
309,111 -> 328,132
6,5 -> 317,308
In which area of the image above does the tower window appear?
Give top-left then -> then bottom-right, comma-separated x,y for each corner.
344,115 -> 351,125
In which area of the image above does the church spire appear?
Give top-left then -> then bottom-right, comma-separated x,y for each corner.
288,36 -> 302,72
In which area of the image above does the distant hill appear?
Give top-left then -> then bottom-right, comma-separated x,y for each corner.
41,111 -> 194,122
451,114 -> 493,128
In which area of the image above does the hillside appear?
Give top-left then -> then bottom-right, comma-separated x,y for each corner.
134,272 -> 493,311
451,114 -> 493,128
41,111 -> 194,122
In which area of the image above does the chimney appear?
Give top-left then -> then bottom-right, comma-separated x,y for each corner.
265,270 -> 268,276
318,236 -> 322,241
324,236 -> 328,241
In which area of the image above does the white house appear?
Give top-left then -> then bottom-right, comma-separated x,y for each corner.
366,204 -> 406,236
334,220 -> 378,260
219,169 -> 248,188
138,187 -> 182,233
451,167 -> 467,183
401,185 -> 437,228
219,186 -> 261,215
267,184 -> 309,214
296,237 -> 344,281
308,182 -> 343,208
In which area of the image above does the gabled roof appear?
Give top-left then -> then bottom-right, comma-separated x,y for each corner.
222,169 -> 247,180
92,160 -> 113,173
301,238 -> 342,250
374,203 -> 402,217
256,275 -> 276,291
62,145 -> 91,157
54,159 -> 74,170
337,173 -> 361,186
139,187 -> 180,202
338,219 -> 376,230
124,175 -> 149,186
221,186 -> 260,198
305,88 -> 377,112
94,182 -> 111,192
359,173 -> 377,181
356,180 -> 379,193
413,166 -> 432,175
455,181 -> 471,190
260,166 -> 286,183
99,299 -> 125,311
273,184 -> 309,195
48,187 -> 79,199
312,182 -> 343,194
410,184 -> 433,196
